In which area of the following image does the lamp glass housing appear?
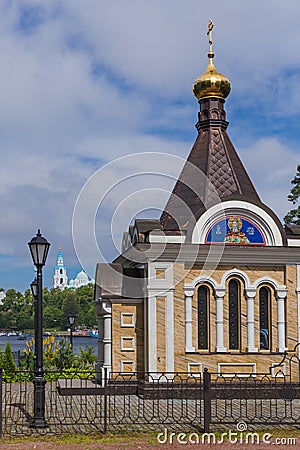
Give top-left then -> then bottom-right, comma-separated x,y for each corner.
68,314 -> 76,326
30,279 -> 38,297
28,230 -> 50,267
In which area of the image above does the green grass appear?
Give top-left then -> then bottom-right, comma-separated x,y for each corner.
0,432 -> 157,446
0,428 -> 299,446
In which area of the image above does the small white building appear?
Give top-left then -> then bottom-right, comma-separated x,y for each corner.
0,290 -> 5,305
69,270 -> 90,288
53,249 -> 68,290
53,249 -> 92,290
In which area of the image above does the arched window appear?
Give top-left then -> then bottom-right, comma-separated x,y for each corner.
60,277 -> 63,284
201,110 -> 209,120
198,286 -> 208,350
228,279 -> 240,350
60,268 -> 63,275
259,287 -> 270,350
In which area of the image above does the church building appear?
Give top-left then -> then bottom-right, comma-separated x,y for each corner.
94,22 -> 300,379
53,248 -> 68,290
54,249 -> 92,290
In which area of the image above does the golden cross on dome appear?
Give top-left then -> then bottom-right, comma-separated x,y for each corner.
207,18 -> 214,35
207,19 -> 214,55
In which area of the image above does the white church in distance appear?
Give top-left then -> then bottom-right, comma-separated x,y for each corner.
53,249 -> 93,290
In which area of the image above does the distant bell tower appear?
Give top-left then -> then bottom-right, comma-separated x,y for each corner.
53,248 -> 68,290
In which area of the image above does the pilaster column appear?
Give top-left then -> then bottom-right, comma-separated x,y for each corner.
94,300 -> 104,382
166,291 -> 174,372
147,291 -> 157,372
297,265 -> 300,356
276,290 -> 288,353
102,300 -> 112,371
94,299 -> 112,385
215,289 -> 226,352
97,315 -> 104,367
147,262 -> 174,375
184,290 -> 195,352
245,289 -> 258,352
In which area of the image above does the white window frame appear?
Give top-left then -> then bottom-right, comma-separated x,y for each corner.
271,363 -> 286,378
155,268 -> 166,279
218,362 -> 256,378
120,360 -> 135,374
188,362 -> 203,378
120,312 -> 135,328
121,337 -> 135,351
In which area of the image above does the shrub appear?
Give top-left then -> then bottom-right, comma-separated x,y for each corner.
77,345 -> 97,368
49,338 -> 75,370
0,342 -> 17,382
1,342 -> 16,372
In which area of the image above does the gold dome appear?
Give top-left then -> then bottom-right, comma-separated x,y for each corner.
193,58 -> 231,100
193,20 -> 231,100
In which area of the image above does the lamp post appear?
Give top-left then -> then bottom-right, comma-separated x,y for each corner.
68,314 -> 76,348
30,278 -> 38,372
53,319 -> 57,338
28,229 -> 50,429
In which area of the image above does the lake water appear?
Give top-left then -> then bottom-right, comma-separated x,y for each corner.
0,334 -> 98,356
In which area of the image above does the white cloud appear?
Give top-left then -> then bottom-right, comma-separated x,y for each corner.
239,138 -> 299,219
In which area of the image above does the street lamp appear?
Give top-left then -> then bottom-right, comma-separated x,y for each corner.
68,314 -> 76,348
30,278 -> 38,372
28,229 -> 50,429
30,278 -> 37,298
53,319 -> 57,338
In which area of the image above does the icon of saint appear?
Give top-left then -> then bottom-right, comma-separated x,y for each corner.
224,217 -> 250,244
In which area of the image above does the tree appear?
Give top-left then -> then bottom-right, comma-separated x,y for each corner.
1,342 -> 16,372
3,289 -> 24,312
0,283 -> 96,331
284,164 -> 300,225
43,305 -> 63,329
61,291 -> 80,329
16,309 -> 34,331
75,284 -> 96,327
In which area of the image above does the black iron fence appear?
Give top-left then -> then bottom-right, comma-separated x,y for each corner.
0,369 -> 204,436
205,370 -> 300,429
1,358 -> 300,436
12,351 -> 26,367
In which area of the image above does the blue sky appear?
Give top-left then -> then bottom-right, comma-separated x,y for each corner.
0,0 -> 299,292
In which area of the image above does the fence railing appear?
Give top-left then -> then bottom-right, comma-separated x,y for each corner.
12,351 -> 26,367
204,369 -> 300,429
1,367 -> 300,437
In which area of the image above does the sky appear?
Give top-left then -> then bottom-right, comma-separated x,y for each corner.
0,0 -> 299,292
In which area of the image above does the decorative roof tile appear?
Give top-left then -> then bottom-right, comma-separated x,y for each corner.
160,99 -> 261,231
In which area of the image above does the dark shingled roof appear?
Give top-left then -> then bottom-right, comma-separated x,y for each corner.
160,98 -> 263,231
285,224 -> 300,237
95,263 -> 144,298
134,219 -> 162,234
